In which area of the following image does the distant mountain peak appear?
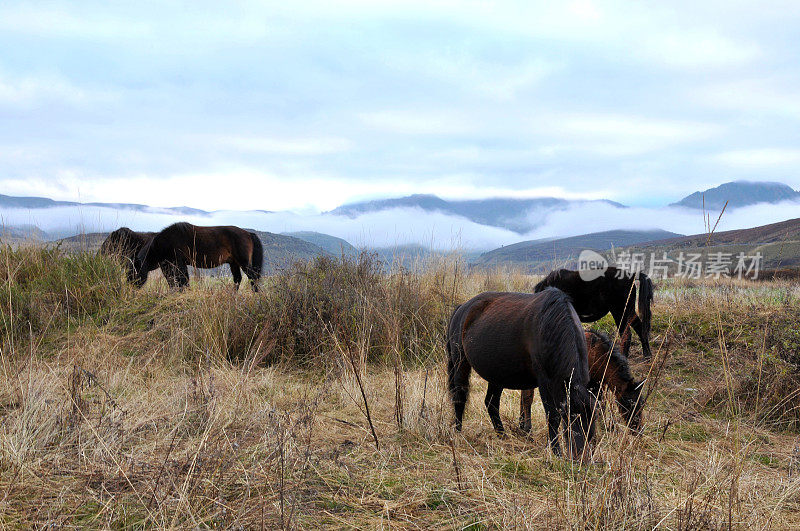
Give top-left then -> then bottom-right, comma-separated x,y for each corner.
671,181 -> 800,210
329,194 -> 625,234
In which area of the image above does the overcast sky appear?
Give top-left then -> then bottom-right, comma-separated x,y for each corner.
1,0 -> 800,212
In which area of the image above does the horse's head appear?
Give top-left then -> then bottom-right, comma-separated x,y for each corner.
618,379 -> 646,433
101,227 -> 131,255
132,242 -> 153,288
534,269 -> 571,293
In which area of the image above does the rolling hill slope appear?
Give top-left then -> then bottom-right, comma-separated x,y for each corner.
281,231 -> 358,256
474,229 -> 681,271
617,217 -> 800,271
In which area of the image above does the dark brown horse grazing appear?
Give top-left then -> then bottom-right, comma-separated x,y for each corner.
519,329 -> 646,434
99,227 -> 156,283
134,222 -> 263,291
534,267 -> 654,358
447,288 -> 596,457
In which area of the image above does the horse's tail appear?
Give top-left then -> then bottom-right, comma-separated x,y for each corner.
249,231 -> 264,278
637,272 -> 653,357
446,304 -> 472,431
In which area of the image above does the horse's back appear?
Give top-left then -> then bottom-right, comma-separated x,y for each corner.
455,291 -> 553,390
152,223 -> 253,266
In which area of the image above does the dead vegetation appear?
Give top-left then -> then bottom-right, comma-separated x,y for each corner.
1,244 -> 800,528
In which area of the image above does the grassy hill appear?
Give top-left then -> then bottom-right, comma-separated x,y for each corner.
619,217 -> 800,271
473,218 -> 800,274
281,231 -> 358,256
53,232 -> 110,252
251,230 -> 333,270
474,229 -> 681,271
0,224 -> 50,243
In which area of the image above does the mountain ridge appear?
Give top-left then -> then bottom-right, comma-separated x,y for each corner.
671,181 -> 800,210
329,193 -> 625,233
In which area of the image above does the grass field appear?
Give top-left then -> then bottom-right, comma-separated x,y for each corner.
1,245 -> 800,528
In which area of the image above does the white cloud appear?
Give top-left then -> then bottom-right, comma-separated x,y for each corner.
642,30 -> 759,69
0,72 -> 94,107
0,4 -> 153,40
215,135 -> 353,156
711,148 -> 800,168
544,114 -> 721,156
358,110 -> 475,135
694,79 -> 800,117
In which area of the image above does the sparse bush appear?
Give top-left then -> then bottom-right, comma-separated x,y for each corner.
259,252 -> 447,367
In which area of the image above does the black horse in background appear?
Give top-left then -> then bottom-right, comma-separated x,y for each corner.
519,329 -> 646,435
447,288 -> 596,458
534,267 -> 654,358
99,227 -> 156,283
134,222 -> 263,291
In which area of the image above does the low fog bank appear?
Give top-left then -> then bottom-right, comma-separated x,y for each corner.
522,200 -> 800,241
2,200 -> 799,251
0,205 -> 518,250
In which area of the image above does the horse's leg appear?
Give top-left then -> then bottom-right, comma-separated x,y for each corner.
447,343 -> 471,431
620,320 -> 633,357
484,383 -> 505,434
611,306 -> 633,357
177,261 -> 190,290
245,269 -> 260,293
242,262 -> 261,293
161,261 -> 177,288
229,263 -> 242,291
539,383 -> 563,456
628,315 -> 652,358
519,389 -> 535,432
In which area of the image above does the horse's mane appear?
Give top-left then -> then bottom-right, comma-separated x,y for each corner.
163,222 -> 194,234
111,226 -> 134,237
538,287 -> 589,382
587,329 -> 634,384
535,269 -> 574,292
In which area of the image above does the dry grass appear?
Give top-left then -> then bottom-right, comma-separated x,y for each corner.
1,245 -> 800,528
